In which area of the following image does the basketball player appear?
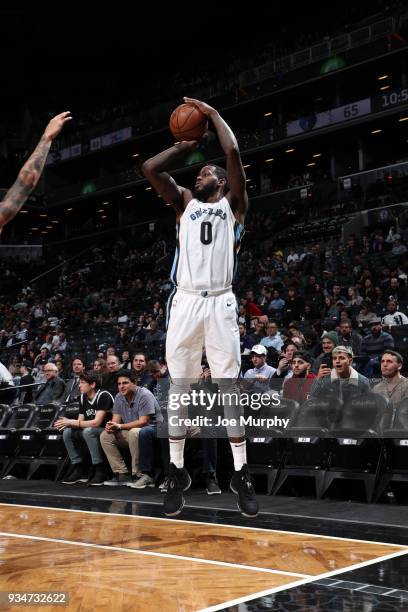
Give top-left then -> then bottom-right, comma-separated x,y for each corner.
143,97 -> 258,517
0,112 -> 72,233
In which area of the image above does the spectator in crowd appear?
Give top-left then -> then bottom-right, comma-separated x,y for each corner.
311,331 -> 338,375
356,300 -> 378,331
63,357 -> 86,402
18,360 -> 35,403
55,371 -> 114,485
337,320 -> 362,355
373,350 -> 408,404
387,277 -> 407,302
361,318 -> 395,376
102,355 -> 122,395
273,342 -> 298,379
268,289 -> 285,320
244,345 -> 276,390
260,321 -> 284,352
382,299 -> 408,328
310,346 -> 370,401
131,352 -> 152,387
282,350 -> 316,403
93,358 -> 108,375
144,319 -> 164,346
33,362 -> 66,404
100,369 -> 163,488
115,326 -> 130,348
284,287 -> 305,323
346,286 -> 364,309
34,347 -> 51,368
250,321 -> 266,344
239,323 -> 254,355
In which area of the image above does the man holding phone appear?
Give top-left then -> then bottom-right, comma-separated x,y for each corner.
311,331 -> 338,377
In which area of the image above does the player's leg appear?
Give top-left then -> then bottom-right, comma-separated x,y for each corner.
164,291 -> 204,515
205,292 -> 258,517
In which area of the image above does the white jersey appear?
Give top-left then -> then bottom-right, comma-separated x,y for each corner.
171,196 -> 244,291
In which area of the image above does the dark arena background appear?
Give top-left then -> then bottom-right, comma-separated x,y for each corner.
1,2 -> 408,610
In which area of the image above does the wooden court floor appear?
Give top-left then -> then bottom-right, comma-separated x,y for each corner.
0,503 -> 407,611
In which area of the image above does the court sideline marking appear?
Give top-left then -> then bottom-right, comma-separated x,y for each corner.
198,548 -> 408,612
0,501 -> 405,548
0,531 -> 309,578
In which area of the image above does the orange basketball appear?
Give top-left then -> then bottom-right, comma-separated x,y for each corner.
169,103 -> 208,142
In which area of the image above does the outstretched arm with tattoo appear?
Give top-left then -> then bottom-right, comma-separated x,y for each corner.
0,111 -> 72,233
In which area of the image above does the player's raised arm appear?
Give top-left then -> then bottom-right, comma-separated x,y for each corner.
0,112 -> 72,233
183,97 -> 249,225
142,143 -> 195,216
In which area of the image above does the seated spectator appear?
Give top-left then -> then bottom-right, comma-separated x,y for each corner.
121,350 -> 131,369
55,371 -> 114,485
322,296 -> 339,326
382,299 -> 408,328
337,319 -> 362,355
387,277 -> 408,302
33,362 -> 66,404
239,323 -> 254,355
131,352 -> 153,387
311,331 -> 338,375
346,286 -> 363,309
100,369 -> 163,488
310,346 -> 370,402
244,345 -> 276,390
250,321 -> 266,344
18,360 -> 35,403
304,329 -> 321,359
282,350 -> 316,403
93,357 -> 108,375
373,350 -> 408,404
361,318 -> 395,376
268,289 -> 285,321
273,341 -> 298,379
34,347 -> 51,368
115,326 -> 130,347
356,300 -> 378,331
63,357 -> 86,403
260,321 -> 284,352
102,355 -> 122,395
284,287 -> 305,323
144,319 -> 164,345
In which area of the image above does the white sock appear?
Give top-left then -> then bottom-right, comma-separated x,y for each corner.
230,440 -> 247,471
170,438 -> 185,469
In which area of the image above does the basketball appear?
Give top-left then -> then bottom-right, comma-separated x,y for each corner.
169,103 -> 208,141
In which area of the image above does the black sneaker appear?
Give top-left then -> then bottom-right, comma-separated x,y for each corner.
79,465 -> 95,483
230,464 -> 258,517
206,474 -> 221,495
62,464 -> 83,485
164,463 -> 191,517
88,465 -> 106,486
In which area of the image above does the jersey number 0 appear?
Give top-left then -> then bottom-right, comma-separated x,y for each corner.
200,221 -> 212,245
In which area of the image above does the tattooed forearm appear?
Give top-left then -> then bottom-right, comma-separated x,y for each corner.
0,134 -> 52,230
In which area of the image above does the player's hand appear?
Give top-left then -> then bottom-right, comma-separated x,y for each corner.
44,111 -> 72,142
183,97 -> 216,118
177,140 -> 198,150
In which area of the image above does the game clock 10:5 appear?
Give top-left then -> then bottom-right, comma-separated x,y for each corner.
380,88 -> 408,108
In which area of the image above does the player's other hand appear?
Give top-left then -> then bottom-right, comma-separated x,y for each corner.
44,111 -> 72,142
183,97 -> 216,117
178,140 -> 198,150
